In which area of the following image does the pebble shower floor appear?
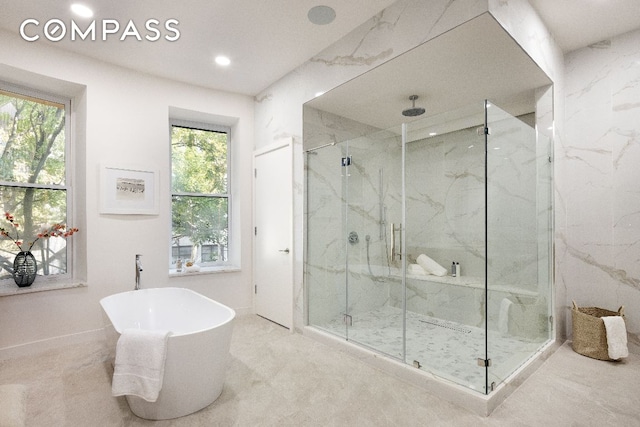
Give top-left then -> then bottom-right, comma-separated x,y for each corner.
319,305 -> 542,393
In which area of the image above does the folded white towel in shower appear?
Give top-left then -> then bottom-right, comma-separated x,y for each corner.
112,328 -> 171,402
416,254 -> 447,277
407,263 -> 427,275
602,316 -> 628,360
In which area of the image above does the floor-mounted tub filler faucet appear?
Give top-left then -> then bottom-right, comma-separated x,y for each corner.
135,254 -> 143,290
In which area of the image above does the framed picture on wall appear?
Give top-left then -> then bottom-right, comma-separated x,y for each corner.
100,164 -> 159,215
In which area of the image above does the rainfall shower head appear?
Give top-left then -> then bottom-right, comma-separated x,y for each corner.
402,95 -> 426,117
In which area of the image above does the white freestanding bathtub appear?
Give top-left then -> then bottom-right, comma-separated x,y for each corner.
100,287 -> 235,420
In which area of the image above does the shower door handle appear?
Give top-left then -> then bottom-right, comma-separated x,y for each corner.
279,248 -> 290,254
390,223 -> 395,262
389,223 -> 402,262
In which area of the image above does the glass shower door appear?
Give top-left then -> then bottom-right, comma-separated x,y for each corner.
485,100 -> 553,390
344,129 -> 404,360
403,103 -> 489,392
306,141 -> 348,338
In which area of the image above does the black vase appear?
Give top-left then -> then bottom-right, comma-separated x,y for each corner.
13,251 -> 37,287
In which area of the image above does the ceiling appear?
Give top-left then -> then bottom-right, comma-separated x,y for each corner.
528,0 -> 640,53
0,0 -> 396,96
0,1 -> 639,96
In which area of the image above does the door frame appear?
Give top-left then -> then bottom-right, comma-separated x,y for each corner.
252,137 -> 294,329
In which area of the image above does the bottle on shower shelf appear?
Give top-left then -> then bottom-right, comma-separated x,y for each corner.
451,261 -> 457,277
456,261 -> 461,278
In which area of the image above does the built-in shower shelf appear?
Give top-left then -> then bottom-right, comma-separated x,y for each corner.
352,264 -> 537,297
405,273 -> 482,287
405,274 -> 537,296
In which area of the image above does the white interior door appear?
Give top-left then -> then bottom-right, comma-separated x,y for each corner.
253,139 -> 293,328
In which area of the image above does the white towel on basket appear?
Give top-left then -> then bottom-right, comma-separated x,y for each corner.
112,328 -> 171,402
602,316 -> 628,360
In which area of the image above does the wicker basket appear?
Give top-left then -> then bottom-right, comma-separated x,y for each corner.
571,300 -> 625,360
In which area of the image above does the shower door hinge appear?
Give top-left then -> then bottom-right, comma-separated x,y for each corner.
255,226 -> 257,235
477,358 -> 492,367
477,126 -> 491,136
254,284 -> 257,294
341,156 -> 352,167
254,168 -> 257,178
343,314 -> 353,326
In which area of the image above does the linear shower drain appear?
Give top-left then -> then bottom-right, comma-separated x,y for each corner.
418,318 -> 472,334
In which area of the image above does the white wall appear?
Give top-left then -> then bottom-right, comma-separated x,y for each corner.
0,28 -> 255,351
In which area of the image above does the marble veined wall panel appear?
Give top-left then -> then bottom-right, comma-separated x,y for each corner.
405,127 -> 485,276
563,28 -> 640,349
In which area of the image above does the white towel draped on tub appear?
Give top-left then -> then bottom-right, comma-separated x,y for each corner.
602,316 -> 628,360
416,254 -> 447,277
112,329 -> 171,402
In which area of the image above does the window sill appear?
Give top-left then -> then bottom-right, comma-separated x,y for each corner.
169,265 -> 241,277
0,279 -> 86,297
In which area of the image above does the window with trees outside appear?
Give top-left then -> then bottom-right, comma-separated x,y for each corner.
0,83 -> 71,282
171,120 -> 230,270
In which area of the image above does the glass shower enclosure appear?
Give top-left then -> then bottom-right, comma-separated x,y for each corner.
305,99 -> 553,394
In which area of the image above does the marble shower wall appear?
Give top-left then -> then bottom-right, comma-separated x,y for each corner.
561,28 -> 640,348
306,110 -> 404,325
402,111 -> 550,336
405,111 -> 546,291
305,142 -> 347,326
306,106 -> 551,336
405,126 -> 486,276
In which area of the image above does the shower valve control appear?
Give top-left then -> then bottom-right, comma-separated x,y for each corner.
341,156 -> 352,167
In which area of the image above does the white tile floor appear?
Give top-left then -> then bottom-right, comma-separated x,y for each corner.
1,314 -> 639,426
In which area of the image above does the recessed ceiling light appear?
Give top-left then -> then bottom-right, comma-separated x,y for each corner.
215,56 -> 231,66
71,3 -> 94,18
308,5 -> 336,25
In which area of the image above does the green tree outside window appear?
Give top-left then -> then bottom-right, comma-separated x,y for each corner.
0,86 -> 70,279
171,124 -> 229,267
